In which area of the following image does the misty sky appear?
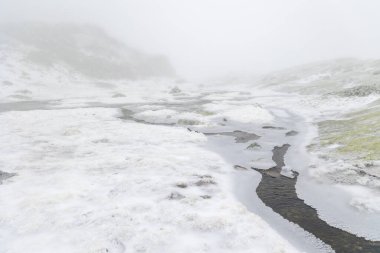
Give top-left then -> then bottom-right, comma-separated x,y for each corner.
1,0 -> 380,80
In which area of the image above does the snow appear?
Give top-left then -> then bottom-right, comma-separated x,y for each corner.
2,30 -> 380,252
133,109 -> 178,124
295,73 -> 331,84
0,107 -> 300,253
281,166 -> 296,178
203,102 -> 274,124
343,185 -> 380,213
133,109 -> 206,126
221,105 -> 274,124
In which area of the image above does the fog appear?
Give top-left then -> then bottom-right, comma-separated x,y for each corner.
2,0 -> 380,81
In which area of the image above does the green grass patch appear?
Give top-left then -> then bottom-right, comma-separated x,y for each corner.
318,107 -> 380,160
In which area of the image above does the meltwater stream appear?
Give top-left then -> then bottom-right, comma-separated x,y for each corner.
253,145 -> 380,253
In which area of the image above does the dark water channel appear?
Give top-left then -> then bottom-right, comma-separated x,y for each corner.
253,145 -> 380,253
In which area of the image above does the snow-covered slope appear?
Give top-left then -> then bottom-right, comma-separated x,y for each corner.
259,58 -> 380,96
0,23 -> 176,103
258,58 -> 379,168
0,24 -> 174,102
0,23 -> 175,80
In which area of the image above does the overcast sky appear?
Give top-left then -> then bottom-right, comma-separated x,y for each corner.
1,0 -> 380,80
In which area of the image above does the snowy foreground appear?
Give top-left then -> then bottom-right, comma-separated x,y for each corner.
0,76 -> 379,252
0,91 -> 301,253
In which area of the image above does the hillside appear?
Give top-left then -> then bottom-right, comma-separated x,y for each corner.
258,58 -> 380,96
0,23 -> 175,80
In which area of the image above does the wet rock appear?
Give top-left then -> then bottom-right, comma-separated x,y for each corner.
285,130 -> 298,136
195,178 -> 216,186
168,192 -> 185,200
234,165 -> 248,171
246,142 -> 261,150
357,169 -> 379,179
176,182 -> 188,188
262,126 -> 286,130
195,174 -> 212,179
194,175 -> 216,186
187,128 -> 200,133
170,86 -> 182,94
0,171 -> 16,184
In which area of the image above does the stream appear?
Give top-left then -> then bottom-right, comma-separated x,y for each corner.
253,145 -> 380,253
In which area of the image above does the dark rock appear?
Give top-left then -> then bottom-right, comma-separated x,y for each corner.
168,192 -> 185,200
0,171 -> 16,184
176,183 -> 188,188
234,165 -> 248,170
285,130 -> 298,136
246,142 -> 261,150
262,126 -> 286,130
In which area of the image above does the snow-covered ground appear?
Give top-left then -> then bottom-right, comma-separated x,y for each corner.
0,96 -> 307,253
1,23 -> 380,253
